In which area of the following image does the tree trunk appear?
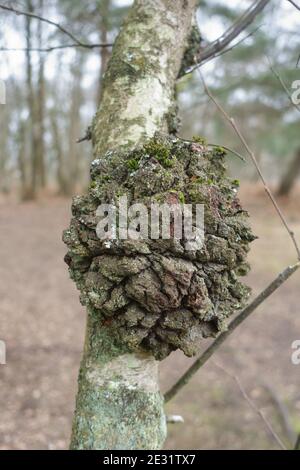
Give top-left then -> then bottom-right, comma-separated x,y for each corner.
36,0 -> 46,189
70,0 -> 196,450
50,110 -> 67,196
97,0 -> 111,105
66,55 -> 84,195
17,119 -> 27,198
25,0 -> 39,199
0,96 -> 10,193
277,148 -> 300,196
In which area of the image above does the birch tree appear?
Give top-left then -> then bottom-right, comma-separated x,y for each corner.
66,0 -> 197,450
64,0 -> 255,450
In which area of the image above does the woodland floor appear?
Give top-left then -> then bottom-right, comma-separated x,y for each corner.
0,183 -> 300,450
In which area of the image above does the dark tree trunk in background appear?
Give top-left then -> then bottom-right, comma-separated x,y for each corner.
17,120 -> 27,198
50,110 -> 67,196
66,55 -> 84,195
277,148 -> 300,196
36,0 -> 46,189
0,96 -> 10,193
24,0 -> 46,198
25,0 -> 39,199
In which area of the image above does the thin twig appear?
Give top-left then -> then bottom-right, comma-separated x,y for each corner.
207,143 -> 246,162
267,57 -> 300,113
287,0 -> 300,11
0,3 -> 112,50
214,362 -> 287,450
184,0 -> 270,75
170,135 -> 246,162
164,262 -> 300,403
206,24 -> 263,64
0,43 -> 112,53
77,126 -> 92,144
198,70 -> 300,261
261,382 -> 296,446
185,25 -> 263,75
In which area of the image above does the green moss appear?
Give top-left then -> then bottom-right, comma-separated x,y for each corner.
65,134 -> 255,362
178,24 -> 203,77
231,179 -> 240,188
144,139 -> 170,159
127,158 -> 140,171
178,191 -> 185,204
192,135 -> 207,146
158,157 -> 174,168
213,146 -> 227,157
168,190 -> 186,204
144,139 -> 174,168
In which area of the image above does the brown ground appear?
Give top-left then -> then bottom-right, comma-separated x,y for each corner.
0,184 -> 299,450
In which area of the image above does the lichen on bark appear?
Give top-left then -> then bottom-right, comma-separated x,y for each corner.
70,312 -> 166,450
91,0 -> 197,155
65,0 -> 198,450
64,135 -> 255,361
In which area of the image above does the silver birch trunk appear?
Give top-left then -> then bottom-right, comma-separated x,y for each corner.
70,0 -> 196,450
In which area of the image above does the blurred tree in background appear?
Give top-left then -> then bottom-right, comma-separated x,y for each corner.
0,0 -> 299,198
179,0 -> 300,185
0,0 -> 129,198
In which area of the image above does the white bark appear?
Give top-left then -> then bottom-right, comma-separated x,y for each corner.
71,0 -> 196,450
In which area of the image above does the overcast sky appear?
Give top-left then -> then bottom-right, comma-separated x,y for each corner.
0,1 -> 299,92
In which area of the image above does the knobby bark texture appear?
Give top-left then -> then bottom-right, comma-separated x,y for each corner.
67,0 -> 197,450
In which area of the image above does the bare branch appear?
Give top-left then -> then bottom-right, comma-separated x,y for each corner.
208,144 -> 246,162
184,0 -> 270,74
214,362 -> 287,450
77,126 -> 92,144
287,0 -> 300,11
164,262 -> 300,403
0,3 -> 112,50
261,383 -> 296,446
267,57 -> 300,113
204,24 -> 263,66
170,134 -> 246,162
0,43 -> 112,53
285,1 -> 300,65
198,70 -> 300,260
